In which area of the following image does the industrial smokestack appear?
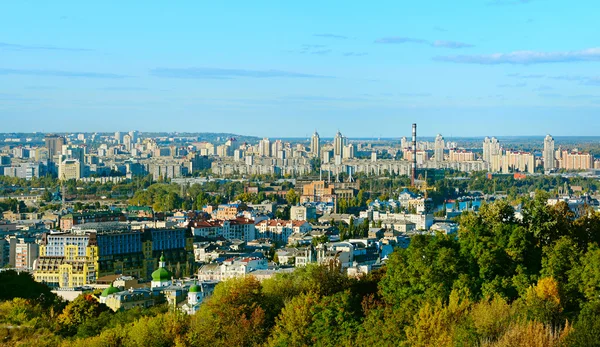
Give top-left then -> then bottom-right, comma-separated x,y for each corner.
412,123 -> 417,186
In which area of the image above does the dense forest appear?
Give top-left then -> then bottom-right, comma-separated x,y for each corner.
3,196 -> 600,346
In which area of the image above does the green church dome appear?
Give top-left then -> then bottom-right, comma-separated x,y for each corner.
189,282 -> 202,293
152,267 -> 171,282
101,283 -> 120,297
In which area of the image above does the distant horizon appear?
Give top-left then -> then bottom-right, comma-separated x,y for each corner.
2,131 -> 600,141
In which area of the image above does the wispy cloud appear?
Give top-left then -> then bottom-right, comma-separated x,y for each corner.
434,47 -> 600,65
506,73 -> 545,79
488,0 -> 533,5
24,85 -> 58,90
99,87 -> 150,91
0,42 -> 91,52
343,52 -> 368,57
497,83 -> 527,88
434,26 -> 448,32
375,36 -> 473,49
289,44 -> 332,55
0,68 -> 129,78
281,95 -> 370,102
150,67 -> 333,79
432,40 -> 474,49
397,92 -> 432,97
375,37 -> 428,45
534,85 -> 554,91
314,33 -> 349,40
548,75 -> 600,86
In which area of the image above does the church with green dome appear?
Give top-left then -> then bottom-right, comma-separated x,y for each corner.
99,283 -> 120,304
151,254 -> 172,289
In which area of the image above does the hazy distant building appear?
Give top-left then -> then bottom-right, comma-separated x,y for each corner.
543,135 -> 555,171
557,150 -> 593,171
448,149 -> 475,162
483,137 -> 501,164
334,131 -> 345,157
259,138 -> 271,157
401,137 -> 408,149
59,159 -> 82,180
343,144 -> 355,159
434,134 -> 445,162
311,131 -> 320,158
45,134 -> 65,160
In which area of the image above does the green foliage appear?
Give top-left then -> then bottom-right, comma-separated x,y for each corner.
56,294 -> 110,336
0,271 -> 58,308
5,198 -> 600,345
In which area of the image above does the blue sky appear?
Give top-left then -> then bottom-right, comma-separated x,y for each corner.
1,0 -> 599,137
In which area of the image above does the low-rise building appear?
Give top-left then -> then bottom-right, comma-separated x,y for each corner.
197,257 -> 268,281
190,218 -> 256,242
255,219 -> 311,244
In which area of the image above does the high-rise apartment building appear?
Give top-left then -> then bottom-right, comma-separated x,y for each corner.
45,134 -> 65,160
434,134 -> 445,162
311,131 -> 320,158
271,140 -> 283,157
483,137 -> 501,163
401,137 -> 408,149
557,150 -> 593,170
334,131 -> 345,157
259,138 -> 271,157
59,159 -> 82,180
543,135 -> 555,171
343,144 -> 355,159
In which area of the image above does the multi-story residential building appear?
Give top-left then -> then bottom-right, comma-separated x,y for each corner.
3,162 -> 43,180
403,149 -> 430,164
434,134 -> 445,162
259,138 -> 271,157
490,151 -> 535,174
60,210 -> 126,231
311,131 -> 320,158
334,131 -> 345,157
190,218 -> 256,242
14,237 -> 39,270
557,150 -> 593,171
58,159 -> 81,180
45,134 -> 65,159
301,180 -> 336,203
483,137 -> 501,163
255,219 -> 311,243
33,223 -> 194,287
543,134 -> 556,171
343,144 -> 355,159
214,204 -> 243,220
197,257 -> 268,281
448,149 -> 475,162
290,205 -> 317,221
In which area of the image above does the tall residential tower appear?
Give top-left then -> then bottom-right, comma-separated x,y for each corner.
544,134 -> 555,171
434,134 -> 445,162
311,131 -> 320,158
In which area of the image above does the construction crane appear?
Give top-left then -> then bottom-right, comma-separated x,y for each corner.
417,172 -> 436,199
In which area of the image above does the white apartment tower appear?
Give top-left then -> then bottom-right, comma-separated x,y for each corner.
311,131 -> 320,158
543,134 -> 555,171
434,134 -> 445,162
333,131 -> 345,157
259,138 -> 271,157
483,137 -> 501,163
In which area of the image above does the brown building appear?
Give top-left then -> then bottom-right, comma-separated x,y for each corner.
300,180 -> 358,204
60,211 -> 126,230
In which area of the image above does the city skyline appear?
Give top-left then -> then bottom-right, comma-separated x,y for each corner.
1,1 -> 600,136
